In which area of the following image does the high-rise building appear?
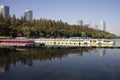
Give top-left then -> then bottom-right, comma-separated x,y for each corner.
0,5 -> 9,18
100,21 -> 106,31
93,25 -> 98,30
24,10 -> 33,21
77,20 -> 83,26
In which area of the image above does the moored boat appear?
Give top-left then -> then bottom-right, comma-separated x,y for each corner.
34,38 -> 115,47
98,39 -> 114,45
0,39 -> 35,47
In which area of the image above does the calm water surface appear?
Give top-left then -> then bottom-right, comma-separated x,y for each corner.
0,39 -> 120,80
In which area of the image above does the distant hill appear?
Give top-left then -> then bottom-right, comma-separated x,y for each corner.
0,13 -> 118,38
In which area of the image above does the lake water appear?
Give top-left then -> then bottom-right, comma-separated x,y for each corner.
0,39 -> 120,80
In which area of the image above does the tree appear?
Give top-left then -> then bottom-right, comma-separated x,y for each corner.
0,13 -> 4,22
11,14 -> 16,25
0,17 -> 118,38
81,31 -> 86,37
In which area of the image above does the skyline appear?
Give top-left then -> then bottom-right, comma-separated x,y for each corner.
0,5 -> 9,18
0,0 -> 120,35
24,10 -> 33,21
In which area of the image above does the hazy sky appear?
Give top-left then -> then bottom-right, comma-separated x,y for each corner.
0,0 -> 120,35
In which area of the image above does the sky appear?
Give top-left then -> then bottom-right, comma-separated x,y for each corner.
0,0 -> 120,35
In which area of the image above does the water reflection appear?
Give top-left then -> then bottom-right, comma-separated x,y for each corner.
0,63 -> 9,72
0,48 -> 120,80
21,57 -> 33,68
100,49 -> 106,56
0,48 -> 111,73
0,48 -> 94,72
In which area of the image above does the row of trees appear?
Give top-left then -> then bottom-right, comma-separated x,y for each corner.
0,13 -> 118,38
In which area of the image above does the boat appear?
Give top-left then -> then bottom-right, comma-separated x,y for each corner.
98,39 -> 114,45
0,39 -> 35,47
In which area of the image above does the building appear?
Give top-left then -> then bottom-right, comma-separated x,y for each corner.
84,24 -> 90,28
24,10 -> 33,21
77,20 -> 83,26
93,25 -> 98,30
0,5 -> 9,18
100,21 -> 106,31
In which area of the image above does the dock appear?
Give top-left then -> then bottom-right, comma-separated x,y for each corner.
0,38 -> 120,49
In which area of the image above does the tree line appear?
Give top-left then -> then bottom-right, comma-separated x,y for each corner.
0,13 -> 118,38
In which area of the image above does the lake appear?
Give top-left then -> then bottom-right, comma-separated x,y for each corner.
0,39 -> 120,80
